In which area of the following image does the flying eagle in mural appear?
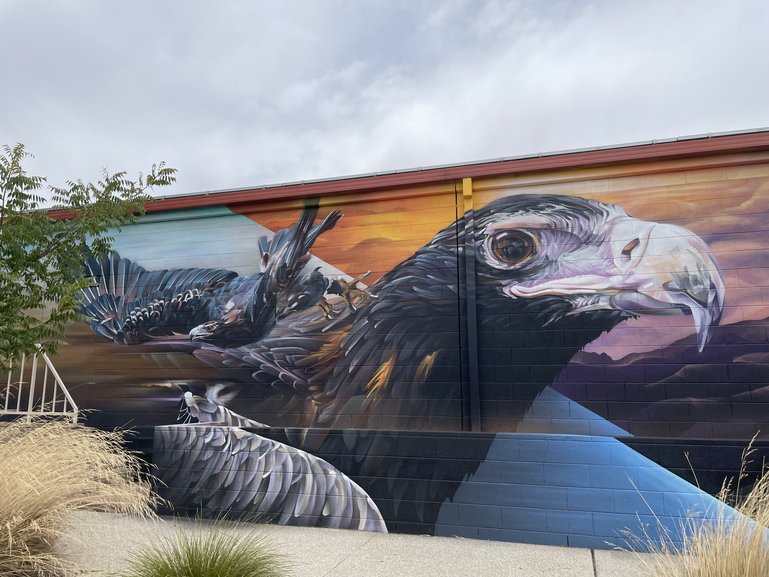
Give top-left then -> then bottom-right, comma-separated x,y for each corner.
79,206 -> 344,347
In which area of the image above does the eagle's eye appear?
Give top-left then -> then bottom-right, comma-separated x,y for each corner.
487,229 -> 538,269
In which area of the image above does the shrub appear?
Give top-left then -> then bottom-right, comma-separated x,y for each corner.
0,419 -> 156,577
120,522 -> 290,577
630,445 -> 769,576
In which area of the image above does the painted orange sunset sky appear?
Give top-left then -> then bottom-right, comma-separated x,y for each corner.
234,157 -> 769,359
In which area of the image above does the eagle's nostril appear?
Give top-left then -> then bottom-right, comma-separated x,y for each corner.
621,238 -> 640,260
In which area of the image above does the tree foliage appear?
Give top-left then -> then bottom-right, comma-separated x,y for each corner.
0,143 -> 176,367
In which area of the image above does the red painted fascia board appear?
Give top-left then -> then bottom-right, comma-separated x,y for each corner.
48,130 -> 769,219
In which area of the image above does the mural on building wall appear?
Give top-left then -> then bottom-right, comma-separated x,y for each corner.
78,192 -> 729,430
51,157 -> 769,547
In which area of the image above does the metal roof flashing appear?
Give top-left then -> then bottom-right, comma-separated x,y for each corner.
48,128 -> 769,219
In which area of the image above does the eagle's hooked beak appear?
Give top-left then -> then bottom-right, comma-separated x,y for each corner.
503,217 -> 725,352
189,321 -> 219,341
605,219 -> 724,351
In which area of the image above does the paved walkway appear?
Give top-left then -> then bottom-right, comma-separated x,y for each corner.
62,512 -> 647,577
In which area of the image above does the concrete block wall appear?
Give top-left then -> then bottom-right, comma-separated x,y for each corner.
154,427 -> 738,549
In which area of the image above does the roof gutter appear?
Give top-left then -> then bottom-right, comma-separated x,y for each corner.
48,128 -> 769,219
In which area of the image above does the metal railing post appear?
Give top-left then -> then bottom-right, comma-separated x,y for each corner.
3,358 -> 12,413
15,354 -> 26,412
0,345 -> 79,423
26,354 -> 39,422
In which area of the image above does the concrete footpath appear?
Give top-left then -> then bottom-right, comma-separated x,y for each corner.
62,512 -> 646,577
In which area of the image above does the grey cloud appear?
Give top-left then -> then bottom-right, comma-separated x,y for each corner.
0,0 -> 767,195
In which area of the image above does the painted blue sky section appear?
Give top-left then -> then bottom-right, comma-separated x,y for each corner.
108,206 -> 349,280
435,433 -> 740,549
520,388 -> 630,437
110,207 -> 272,275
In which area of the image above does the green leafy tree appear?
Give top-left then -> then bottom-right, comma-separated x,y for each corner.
0,143 -> 176,368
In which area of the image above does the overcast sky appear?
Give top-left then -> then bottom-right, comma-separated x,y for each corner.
1,0 -> 767,196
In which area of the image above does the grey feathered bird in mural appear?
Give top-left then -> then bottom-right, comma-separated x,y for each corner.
79,206 -> 344,347
156,390 -> 387,531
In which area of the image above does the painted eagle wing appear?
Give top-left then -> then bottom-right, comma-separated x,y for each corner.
318,247 -> 463,429
80,253 -> 238,344
192,247 -> 462,429
154,422 -> 387,531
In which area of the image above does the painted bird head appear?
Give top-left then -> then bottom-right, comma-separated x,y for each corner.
434,194 -> 724,352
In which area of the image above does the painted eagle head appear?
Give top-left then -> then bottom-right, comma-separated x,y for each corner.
442,194 -> 724,352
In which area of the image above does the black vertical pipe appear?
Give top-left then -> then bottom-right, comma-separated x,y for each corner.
462,178 -> 482,431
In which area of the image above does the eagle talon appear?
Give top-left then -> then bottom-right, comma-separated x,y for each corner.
317,271 -> 375,319
333,271 -> 375,312
317,298 -> 336,320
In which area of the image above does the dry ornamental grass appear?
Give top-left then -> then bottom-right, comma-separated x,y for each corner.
631,442 -> 769,577
0,419 -> 157,577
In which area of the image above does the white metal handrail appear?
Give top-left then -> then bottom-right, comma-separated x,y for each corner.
1,345 -> 79,423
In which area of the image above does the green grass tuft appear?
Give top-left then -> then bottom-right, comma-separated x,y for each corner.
120,522 -> 290,577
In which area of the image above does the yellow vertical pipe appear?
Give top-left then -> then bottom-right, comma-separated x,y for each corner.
462,177 -> 473,213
